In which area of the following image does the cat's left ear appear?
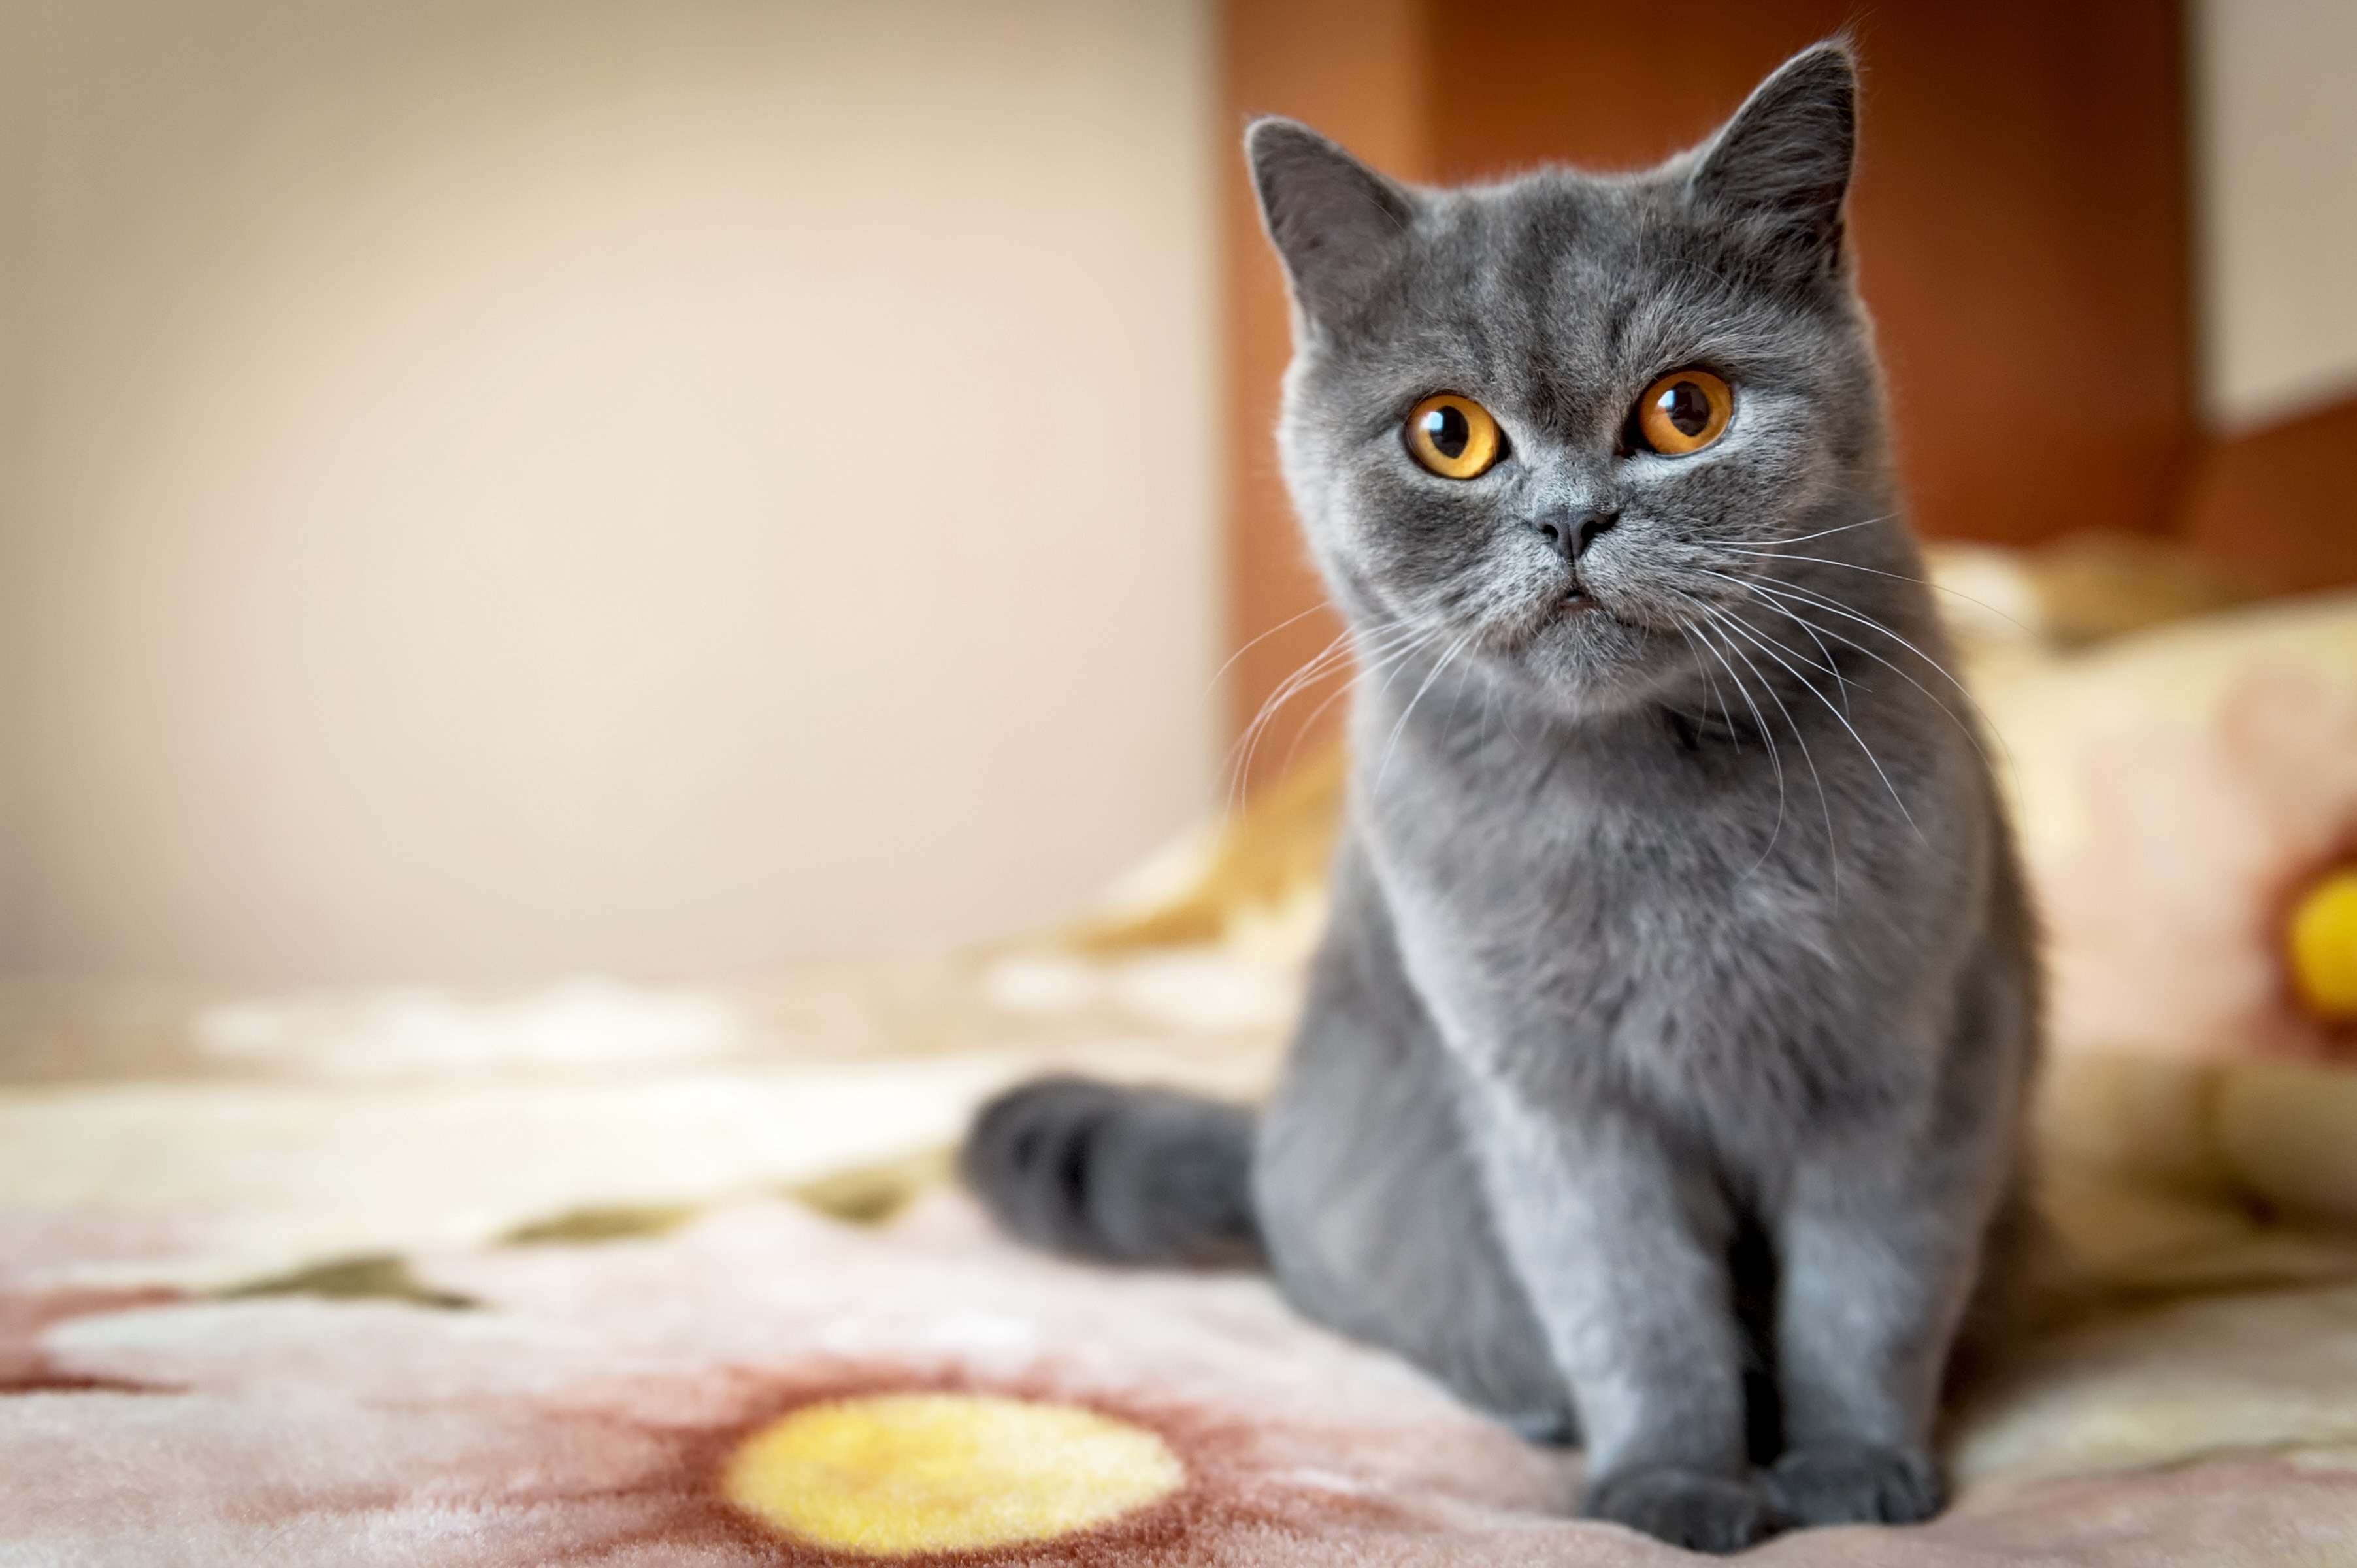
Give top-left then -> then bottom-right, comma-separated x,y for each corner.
1247,118 -> 1419,328
1686,41 -> 1856,269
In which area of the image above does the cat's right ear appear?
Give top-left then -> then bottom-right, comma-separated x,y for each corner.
1685,42 -> 1856,270
1246,119 -> 1416,326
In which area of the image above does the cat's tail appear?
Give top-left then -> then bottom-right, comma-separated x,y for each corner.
959,1076 -> 1262,1267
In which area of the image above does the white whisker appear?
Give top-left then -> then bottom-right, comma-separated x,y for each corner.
1686,599 -> 1841,897
1375,629 -> 1480,793
1726,546 -> 2036,638
1700,571 -> 1858,711
1674,623 -> 1741,751
1756,513 -> 1896,547
1730,574 -> 2014,782
1273,623 -> 1443,779
1224,618 -> 1425,811
1704,596 -> 1921,840
1676,605 -> 1791,877
1205,602 -> 1336,698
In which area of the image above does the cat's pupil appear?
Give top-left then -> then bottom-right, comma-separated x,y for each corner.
1660,381 -> 1711,436
1423,405 -> 1470,459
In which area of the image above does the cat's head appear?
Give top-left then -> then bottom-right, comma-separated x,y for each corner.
1252,43 -> 1896,717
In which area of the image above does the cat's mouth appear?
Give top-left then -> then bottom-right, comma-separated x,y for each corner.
1491,574 -> 1634,658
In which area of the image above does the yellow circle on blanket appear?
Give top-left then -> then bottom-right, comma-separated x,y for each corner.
720,1393 -> 1184,1555
2290,869 -> 2357,1022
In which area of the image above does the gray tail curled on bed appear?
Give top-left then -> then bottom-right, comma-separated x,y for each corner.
959,1076 -> 1264,1267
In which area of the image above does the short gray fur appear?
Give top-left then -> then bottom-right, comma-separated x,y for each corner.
961,42 -> 2038,1554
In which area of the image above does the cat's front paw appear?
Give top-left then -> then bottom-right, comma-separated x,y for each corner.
1581,1465 -> 1784,1554
1764,1441 -> 1944,1526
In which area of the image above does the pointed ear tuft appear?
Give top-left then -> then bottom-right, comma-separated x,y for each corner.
1687,42 -> 1856,263
1246,118 -> 1417,325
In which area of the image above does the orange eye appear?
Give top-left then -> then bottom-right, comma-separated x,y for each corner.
1404,394 -> 1504,479
1633,369 -> 1734,455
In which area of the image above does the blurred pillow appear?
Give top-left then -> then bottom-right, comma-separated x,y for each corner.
1966,587 -> 2357,1062
1932,532 -> 2259,655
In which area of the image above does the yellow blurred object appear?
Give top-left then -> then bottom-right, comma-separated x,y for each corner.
2288,869 -> 2357,1022
1072,740 -> 1345,955
721,1393 -> 1184,1555
2023,532 -> 2260,647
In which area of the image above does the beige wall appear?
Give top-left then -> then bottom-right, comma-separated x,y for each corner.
0,0 -> 1216,983
2194,0 -> 2357,428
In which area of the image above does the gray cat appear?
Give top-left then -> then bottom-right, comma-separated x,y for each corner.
962,42 -> 2037,1554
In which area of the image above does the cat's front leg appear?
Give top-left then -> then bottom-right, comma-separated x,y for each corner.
1459,1077 -> 1777,1554
1766,1140 -> 1997,1527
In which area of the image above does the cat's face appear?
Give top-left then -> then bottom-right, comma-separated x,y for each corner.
1255,45 -> 1888,717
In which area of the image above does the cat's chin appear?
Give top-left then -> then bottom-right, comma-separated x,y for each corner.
1492,589 -> 1621,649
1525,593 -> 1640,654
1494,613 -> 1681,719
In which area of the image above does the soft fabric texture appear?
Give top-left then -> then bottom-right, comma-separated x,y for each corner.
1970,590 -> 2357,1064
10,1173 -> 2357,1566
5,561 -> 2357,1562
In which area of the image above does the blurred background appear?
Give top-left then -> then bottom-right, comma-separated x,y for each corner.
0,0 -> 1219,985
0,0 -> 2352,990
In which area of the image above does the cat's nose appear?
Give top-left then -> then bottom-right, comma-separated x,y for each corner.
1529,508 -> 1619,563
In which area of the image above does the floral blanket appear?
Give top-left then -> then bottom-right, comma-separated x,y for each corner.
11,1173 -> 2357,1567
8,566 -> 2357,1563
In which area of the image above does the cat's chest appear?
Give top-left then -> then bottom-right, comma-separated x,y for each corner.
1368,734 -> 1776,932
1359,739 -> 1860,1073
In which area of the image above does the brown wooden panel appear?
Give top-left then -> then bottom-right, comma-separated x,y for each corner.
2179,394 -> 2357,595
1217,0 -> 1430,792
